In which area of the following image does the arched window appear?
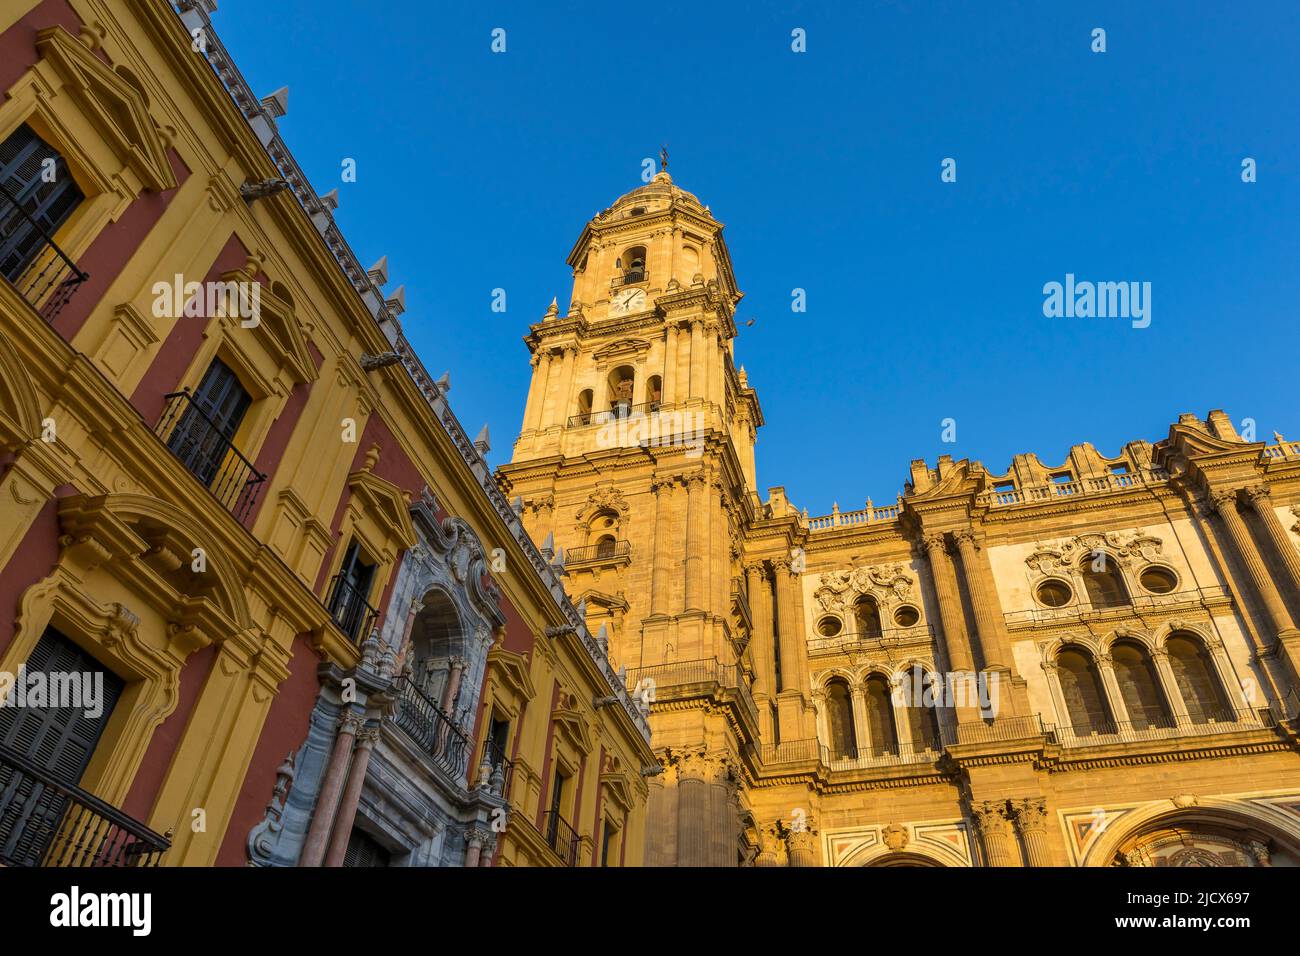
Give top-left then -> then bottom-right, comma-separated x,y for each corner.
617,245 -> 646,283
647,375 -> 662,408
1110,640 -> 1171,730
855,597 -> 882,638
588,508 -> 619,545
864,674 -> 898,756
825,679 -> 856,759
607,366 -> 634,416
1080,553 -> 1129,609
575,388 -> 593,425
899,667 -> 942,751
595,534 -> 617,559
410,591 -> 464,712
1166,633 -> 1232,723
1057,646 -> 1112,735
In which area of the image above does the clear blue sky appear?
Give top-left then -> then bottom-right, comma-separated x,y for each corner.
214,0 -> 1299,516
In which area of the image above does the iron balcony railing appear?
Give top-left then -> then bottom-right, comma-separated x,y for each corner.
939,713 -> 1051,747
0,180 -> 89,322
391,675 -> 470,780
623,657 -> 758,731
155,390 -> 266,521
325,574 -> 378,645
564,540 -> 631,565
567,401 -> 661,428
544,808 -> 581,866
610,270 -> 647,288
1054,707 -> 1267,748
0,741 -> 170,867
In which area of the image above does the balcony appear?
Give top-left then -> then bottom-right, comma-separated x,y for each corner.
0,181 -> 89,322
390,675 -> 470,780
1054,708 -> 1271,749
976,468 -> 1169,508
624,657 -> 757,731
567,401 -> 661,428
0,742 -> 170,866
478,740 -> 515,800
543,808 -> 581,866
325,573 -> 379,645
806,500 -> 901,532
564,540 -> 631,567
610,270 -> 648,289
155,390 -> 266,521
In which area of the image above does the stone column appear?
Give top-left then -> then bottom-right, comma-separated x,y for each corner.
323,725 -> 380,867
1244,485 -> 1300,605
662,323 -> 679,405
675,751 -> 709,867
650,476 -> 676,616
922,532 -> 975,673
521,350 -> 550,432
850,684 -> 871,757
971,800 -> 1018,867
952,530 -> 1013,670
644,771 -> 670,866
1094,653 -> 1127,730
464,826 -> 487,868
1209,489 -> 1300,640
786,826 -> 817,867
1010,797 -> 1052,866
299,711 -> 362,867
555,345 -> 578,420
684,472 -> 708,611
1150,647 -> 1193,722
439,657 -> 466,714
707,754 -> 737,867
688,319 -> 705,401
748,562 -> 776,740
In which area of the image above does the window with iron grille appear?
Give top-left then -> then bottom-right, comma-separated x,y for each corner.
167,358 -> 252,488
328,540 -> 376,641
342,827 -> 390,867
0,124 -> 83,282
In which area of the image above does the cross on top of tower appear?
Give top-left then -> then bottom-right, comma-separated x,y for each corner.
660,144 -> 669,172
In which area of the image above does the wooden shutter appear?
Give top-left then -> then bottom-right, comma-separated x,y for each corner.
0,124 -> 84,280
0,628 -> 123,865
168,359 -> 251,487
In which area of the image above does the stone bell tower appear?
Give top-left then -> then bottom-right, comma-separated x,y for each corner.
498,164 -> 764,865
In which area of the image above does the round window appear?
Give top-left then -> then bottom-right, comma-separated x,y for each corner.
816,616 -> 843,637
1139,566 -> 1178,594
1036,579 -> 1073,608
893,605 -> 920,628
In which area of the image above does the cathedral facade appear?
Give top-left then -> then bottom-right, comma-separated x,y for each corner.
499,169 -> 1300,866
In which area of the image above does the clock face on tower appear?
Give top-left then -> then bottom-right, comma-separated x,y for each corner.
610,287 -> 646,315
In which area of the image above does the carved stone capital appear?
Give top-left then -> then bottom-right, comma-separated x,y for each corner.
1010,797 -> 1048,834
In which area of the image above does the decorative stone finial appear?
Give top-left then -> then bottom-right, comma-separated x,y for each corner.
474,425 -> 491,455
367,255 -> 388,287
435,371 -> 450,392
260,86 -> 289,119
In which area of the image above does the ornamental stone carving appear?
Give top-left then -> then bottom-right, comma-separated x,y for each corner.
814,562 -> 915,614
1025,529 -> 1164,576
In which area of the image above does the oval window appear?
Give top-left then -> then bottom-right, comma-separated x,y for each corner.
817,616 -> 843,637
1139,566 -> 1178,594
1036,579 -> 1073,608
893,605 -> 920,628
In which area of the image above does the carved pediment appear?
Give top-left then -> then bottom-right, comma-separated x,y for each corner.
36,27 -> 177,192
487,646 -> 536,704
1026,529 -> 1164,575
591,338 -> 651,362
552,691 -> 593,754
220,269 -> 317,386
347,466 -> 417,557
815,562 -> 914,613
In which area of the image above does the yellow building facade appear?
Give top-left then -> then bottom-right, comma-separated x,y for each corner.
500,169 -> 1300,866
0,0 -> 650,868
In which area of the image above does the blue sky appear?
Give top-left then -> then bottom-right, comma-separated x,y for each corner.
215,0 -> 1299,515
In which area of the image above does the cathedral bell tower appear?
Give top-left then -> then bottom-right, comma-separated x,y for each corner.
498,165 -> 764,865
